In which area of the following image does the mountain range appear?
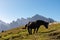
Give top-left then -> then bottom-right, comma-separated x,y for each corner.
0,14 -> 55,32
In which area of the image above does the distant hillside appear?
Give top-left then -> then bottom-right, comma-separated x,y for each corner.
0,20 -> 10,32
0,14 -> 55,32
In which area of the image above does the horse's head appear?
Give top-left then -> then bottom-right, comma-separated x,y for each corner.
44,22 -> 49,29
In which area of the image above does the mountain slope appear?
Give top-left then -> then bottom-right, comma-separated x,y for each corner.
0,23 -> 60,40
10,14 -> 55,27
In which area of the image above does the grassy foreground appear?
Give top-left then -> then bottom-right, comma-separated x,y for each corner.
0,23 -> 60,40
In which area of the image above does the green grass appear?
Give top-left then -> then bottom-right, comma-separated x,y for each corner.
0,23 -> 60,40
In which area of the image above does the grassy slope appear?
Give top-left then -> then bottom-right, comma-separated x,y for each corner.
0,24 -> 60,40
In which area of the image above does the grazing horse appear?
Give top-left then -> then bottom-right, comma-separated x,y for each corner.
25,20 -> 49,35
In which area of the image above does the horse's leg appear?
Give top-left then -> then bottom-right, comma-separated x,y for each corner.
28,27 -> 30,34
30,28 -> 32,34
33,28 -> 36,34
36,27 -> 40,33
28,27 -> 32,35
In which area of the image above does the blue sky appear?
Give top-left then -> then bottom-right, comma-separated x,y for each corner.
0,0 -> 60,23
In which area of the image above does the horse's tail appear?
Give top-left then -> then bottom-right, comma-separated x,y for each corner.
25,22 -> 31,29
22,24 -> 27,29
25,24 -> 27,29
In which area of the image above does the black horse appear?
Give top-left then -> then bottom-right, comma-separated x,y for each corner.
25,20 -> 49,35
